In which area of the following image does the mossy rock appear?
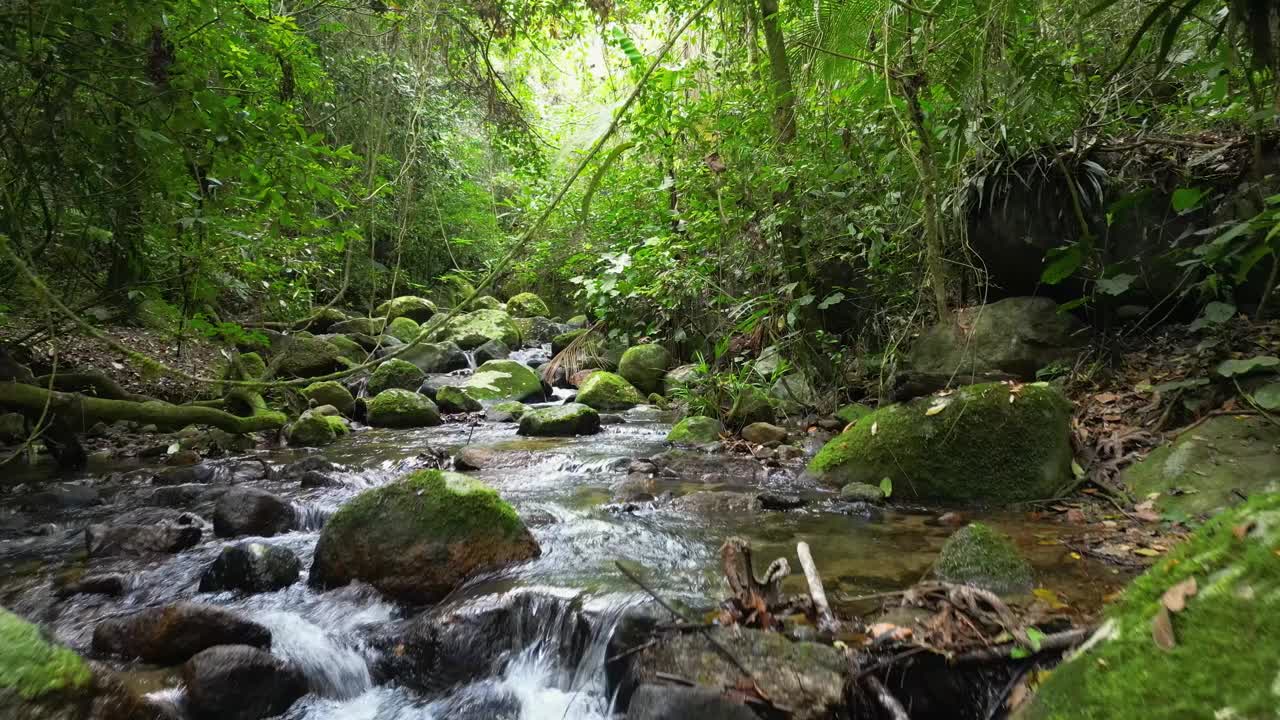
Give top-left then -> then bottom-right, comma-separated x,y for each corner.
647,393 -> 670,410
275,337 -> 345,379
469,295 -> 502,311
934,523 -> 1033,594
306,306 -> 350,332
834,403 -> 872,425
365,389 -> 441,428
552,329 -> 589,355
367,359 -> 426,397
459,359 -> 544,403
667,416 -> 723,444
309,470 -> 540,602
317,334 -> 365,364
135,296 -> 180,333
1018,493 -> 1280,720
518,403 -> 601,437
435,385 -> 482,414
577,371 -> 643,411
330,317 -> 386,336
1122,415 -> 1280,518
506,292 -> 550,318
302,381 -> 354,416
439,310 -> 520,350
726,386 -> 775,428
512,316 -> 562,348
386,317 -> 421,343
806,382 -> 1073,505
618,344 -> 672,396
566,314 -> 589,329
839,482 -> 885,503
486,401 -> 531,422
375,295 -> 436,323
285,413 -> 338,447
0,607 -> 93,708
432,275 -> 477,308
400,341 -> 468,374
663,364 -> 700,396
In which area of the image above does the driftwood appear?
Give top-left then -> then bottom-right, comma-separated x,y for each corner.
796,541 -> 839,636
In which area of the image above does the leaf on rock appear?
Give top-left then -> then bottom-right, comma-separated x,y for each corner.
925,398 -> 949,416
1152,606 -> 1176,650
1161,577 -> 1197,613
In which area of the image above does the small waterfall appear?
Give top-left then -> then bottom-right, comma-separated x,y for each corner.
254,611 -> 373,700
464,350 -> 478,370
291,501 -> 332,532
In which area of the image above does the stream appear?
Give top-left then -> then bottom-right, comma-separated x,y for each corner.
0,374 -> 1130,719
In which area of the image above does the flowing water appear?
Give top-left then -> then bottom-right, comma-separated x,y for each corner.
0,382 -> 1129,719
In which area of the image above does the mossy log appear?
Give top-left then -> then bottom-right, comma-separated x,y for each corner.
34,370 -> 154,402
0,381 -> 285,434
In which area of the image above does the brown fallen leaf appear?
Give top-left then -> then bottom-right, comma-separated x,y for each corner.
1094,392 -> 1119,404
1161,577 -> 1198,613
1152,606 -> 1176,650
1133,547 -> 1161,557
1233,521 -> 1257,540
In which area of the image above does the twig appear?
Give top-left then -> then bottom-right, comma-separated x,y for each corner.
952,627 -> 1094,663
853,646 -> 933,680
985,665 -> 1030,720
796,541 -> 839,636
863,675 -> 912,720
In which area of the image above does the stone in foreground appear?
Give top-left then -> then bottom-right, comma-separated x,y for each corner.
182,645 -> 306,720
366,389 -> 442,428
91,602 -> 270,665
934,523 -> 1033,595
577,371 -> 643,410
310,470 -> 540,602
518,403 -> 601,436
199,542 -> 301,594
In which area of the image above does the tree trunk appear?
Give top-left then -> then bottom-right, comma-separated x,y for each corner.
0,382 -> 286,434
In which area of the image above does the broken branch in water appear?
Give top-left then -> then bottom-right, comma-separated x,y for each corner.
863,675 -> 912,720
797,541 -> 839,636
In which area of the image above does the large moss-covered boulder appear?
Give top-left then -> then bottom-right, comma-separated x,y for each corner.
439,309 -> 520,350
330,317 -> 386,336
309,470 -> 540,602
805,382 -> 1073,504
386,316 -> 421,343
375,295 -> 436,323
435,386 -> 482,414
302,381 -> 355,416
934,523 -> 1033,594
518,403 -> 601,437
366,389 -> 442,428
285,412 -> 345,448
1018,493 -> 1280,720
667,416 -> 723,444
1123,415 -> 1280,517
618,344 -> 672,395
906,297 -> 1084,395
315,334 -> 365,364
726,386 -> 774,427
577,371 -> 643,410
367,359 -> 426,397
506,292 -> 550,318
275,337 -> 345,378
0,607 -> 94,718
400,340 -> 468,373
459,360 -> 544,403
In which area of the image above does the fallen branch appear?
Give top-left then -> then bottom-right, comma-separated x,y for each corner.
797,541 -> 839,636
863,675 -> 912,720
34,370 -> 154,403
0,381 -> 286,434
952,627 -> 1094,663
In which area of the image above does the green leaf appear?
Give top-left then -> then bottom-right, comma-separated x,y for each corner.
1096,273 -> 1136,296
1216,356 -> 1280,378
1189,301 -> 1235,332
1153,377 -> 1209,393
1010,646 -> 1030,660
1171,187 -> 1204,213
879,476 -> 893,498
1025,627 -> 1046,652
1041,245 -> 1084,285
1253,383 -> 1280,411
817,292 -> 845,310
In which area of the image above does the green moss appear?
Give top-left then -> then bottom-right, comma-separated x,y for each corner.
439,309 -> 520,349
469,295 -> 502,310
436,385 -> 483,413
386,316 -> 421,343
331,317 -> 386,336
286,413 -> 338,447
302,381 -> 355,416
552,329 -> 589,355
618,344 -> 672,395
366,389 -> 441,428
577,371 -> 643,410
322,334 -> 366,364
375,295 -> 436,323
323,415 -> 349,436
518,403 -> 601,436
934,523 -> 1033,594
566,314 -> 589,329
275,336 -> 345,378
1022,493 -> 1280,720
239,352 -> 267,380
726,386 -> 775,428
807,382 -> 1073,504
667,415 -> 723,444
367,358 -> 425,397
648,393 -> 670,410
488,400 -> 531,421
461,359 -> 543,402
834,403 -> 872,425
0,608 -> 93,701
507,292 -> 550,317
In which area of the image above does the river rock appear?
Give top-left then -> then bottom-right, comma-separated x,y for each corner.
934,523 -> 1033,594
506,292 -> 549,318
626,684 -> 758,720
366,389 -> 442,428
805,382 -> 1073,504
0,412 -> 26,443
199,542 -> 301,593
92,602 -> 270,665
904,296 -> 1085,396
666,416 -> 722,444
618,344 -> 671,395
484,401 -> 530,422
17,483 -> 101,511
367,358 -> 426,397
435,386 -> 483,413
375,295 -> 437,323
213,487 -> 296,538
301,381 -> 355,416
385,316 -> 421,343
726,386 -> 774,427
577,371 -> 643,410
299,469 -> 342,488
741,422 -> 786,444
57,573 -> 127,598
662,364 -> 699,396
274,336 -> 345,378
512,316 -> 562,347
400,341 -> 468,373
472,339 -> 508,364
310,470 -> 540,602
518,403 -> 601,437
86,515 -> 202,557
315,334 -> 365,363
438,309 -> 520,349
670,491 -> 762,514
330,317 -> 386,336
1017,493 -> 1280,720
152,463 -> 219,486
182,645 -> 306,720
839,482 -> 885,503
469,295 -> 502,310
285,411 -> 345,447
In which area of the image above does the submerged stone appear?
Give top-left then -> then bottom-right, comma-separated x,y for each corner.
199,542 -> 301,594
934,523 -> 1033,594
577,371 -> 643,410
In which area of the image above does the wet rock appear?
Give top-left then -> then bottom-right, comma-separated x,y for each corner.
152,463 -> 218,486
285,411 -> 346,448
435,385 -> 483,414
577,371 -> 643,411
741,422 -> 787,445
199,542 -> 301,594
518,403 -> 601,437
367,358 -> 426,397
181,645 -> 305,720
453,446 -> 497,471
458,359 -> 545,403
299,470 -> 342,488
213,487 -> 296,538
626,683 -> 758,720
774,445 -> 806,462
670,491 -> 762,514
375,295 -> 437,323
436,309 -> 520,349
758,492 -> 805,510
473,339 -> 510,363
805,382 -> 1073,505
400,341 -> 469,374
310,470 -> 540,603
301,381 -> 355,416
817,417 -> 844,431
17,483 -> 101,511
839,482 -> 885,503
366,389 -> 442,428
57,573 -> 127,598
164,449 -> 201,466
86,515 -> 202,557
279,456 -> 338,479
934,523 -> 1033,595
666,416 -> 722,445
618,344 -> 672,396
611,474 -> 658,503
484,401 -> 530,422
599,413 -> 625,425
92,602 -> 270,665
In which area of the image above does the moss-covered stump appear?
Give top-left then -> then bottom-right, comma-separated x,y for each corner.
459,359 -> 544,403
518,403 -> 601,437
506,292 -> 550,318
302,381 -> 354,416
367,359 -> 426,397
435,386 -> 482,414
1018,493 -> 1280,720
577,371 -> 643,410
834,403 -> 872,425
274,337 -> 345,378
375,295 -> 436,323
726,386 -> 775,428
618,344 -> 672,395
309,470 -> 540,602
934,523 -> 1033,594
1123,415 -> 1280,517
400,340 -> 468,374
439,309 -> 520,350
667,416 -> 723,444
805,382 -> 1073,505
0,607 -> 94,718
365,389 -> 441,428
386,316 -> 421,343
